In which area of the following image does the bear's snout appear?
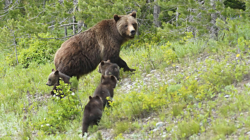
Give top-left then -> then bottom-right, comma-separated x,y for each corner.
131,30 -> 136,36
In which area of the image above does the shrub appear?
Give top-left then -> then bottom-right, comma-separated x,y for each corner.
6,33 -> 63,68
34,80 -> 81,134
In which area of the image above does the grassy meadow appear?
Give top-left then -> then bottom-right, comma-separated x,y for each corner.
1,17 -> 250,140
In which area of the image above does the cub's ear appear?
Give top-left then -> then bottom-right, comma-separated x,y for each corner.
107,60 -> 111,62
114,14 -> 121,22
55,70 -> 59,75
130,11 -> 136,18
89,96 -> 92,100
95,96 -> 101,100
52,69 -> 55,72
111,75 -> 117,81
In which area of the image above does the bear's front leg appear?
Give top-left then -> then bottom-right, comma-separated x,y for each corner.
116,56 -> 135,72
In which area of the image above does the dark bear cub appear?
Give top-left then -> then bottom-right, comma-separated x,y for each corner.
46,69 -> 71,97
93,75 -> 117,108
98,60 -> 120,80
82,96 -> 103,136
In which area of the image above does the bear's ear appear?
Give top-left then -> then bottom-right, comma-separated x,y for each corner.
55,70 -> 59,75
95,96 -> 100,100
89,96 -> 92,100
130,11 -> 136,18
114,14 -> 121,22
52,69 -> 55,72
111,75 -> 117,81
107,60 -> 111,62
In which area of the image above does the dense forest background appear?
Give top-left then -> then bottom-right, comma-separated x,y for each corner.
1,0 -> 250,139
0,0 -> 247,67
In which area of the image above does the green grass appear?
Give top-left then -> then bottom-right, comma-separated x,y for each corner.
2,18 -> 250,139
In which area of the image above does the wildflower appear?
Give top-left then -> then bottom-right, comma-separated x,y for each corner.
236,54 -> 240,58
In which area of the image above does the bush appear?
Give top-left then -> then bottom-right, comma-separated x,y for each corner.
6,33 -> 63,68
34,80 -> 81,134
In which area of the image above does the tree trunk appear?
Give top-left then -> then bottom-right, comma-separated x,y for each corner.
176,7 -> 179,27
210,0 -> 218,39
64,26 -> 67,37
72,16 -> 76,35
153,0 -> 160,27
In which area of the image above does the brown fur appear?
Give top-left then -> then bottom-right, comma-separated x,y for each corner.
93,75 -> 117,108
54,12 -> 137,79
46,69 -> 71,97
98,60 -> 120,80
82,96 -> 103,136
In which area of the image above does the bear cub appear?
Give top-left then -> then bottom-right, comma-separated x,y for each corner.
98,60 -> 120,80
82,96 -> 103,136
93,75 -> 117,108
46,69 -> 71,97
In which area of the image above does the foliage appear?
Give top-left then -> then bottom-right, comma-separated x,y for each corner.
176,120 -> 200,138
6,33 -> 63,67
34,80 -> 81,134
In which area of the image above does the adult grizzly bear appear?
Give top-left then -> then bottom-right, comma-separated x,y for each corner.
82,96 -> 103,136
54,12 -> 137,79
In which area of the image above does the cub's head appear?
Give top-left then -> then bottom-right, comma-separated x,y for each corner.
98,60 -> 120,80
114,11 -> 138,40
88,96 -> 103,110
46,69 -> 59,86
101,75 -> 117,88
98,60 -> 112,73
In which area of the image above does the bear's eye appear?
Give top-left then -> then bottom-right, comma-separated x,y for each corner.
132,23 -> 137,27
124,25 -> 128,28
49,79 -> 51,81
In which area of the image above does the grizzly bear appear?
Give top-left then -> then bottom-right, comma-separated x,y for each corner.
98,60 -> 120,80
54,12 -> 137,79
82,96 -> 103,136
46,69 -> 71,97
93,75 -> 117,108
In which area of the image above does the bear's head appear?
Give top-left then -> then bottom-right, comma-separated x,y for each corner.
46,69 -> 59,86
87,96 -> 103,110
101,75 -> 117,88
98,60 -> 112,73
114,11 -> 137,40
98,60 -> 120,80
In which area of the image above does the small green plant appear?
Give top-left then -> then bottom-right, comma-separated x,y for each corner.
212,119 -> 236,136
171,104 -> 184,117
34,80 -> 81,134
160,41 -> 178,65
176,120 -> 200,138
113,121 -> 130,136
